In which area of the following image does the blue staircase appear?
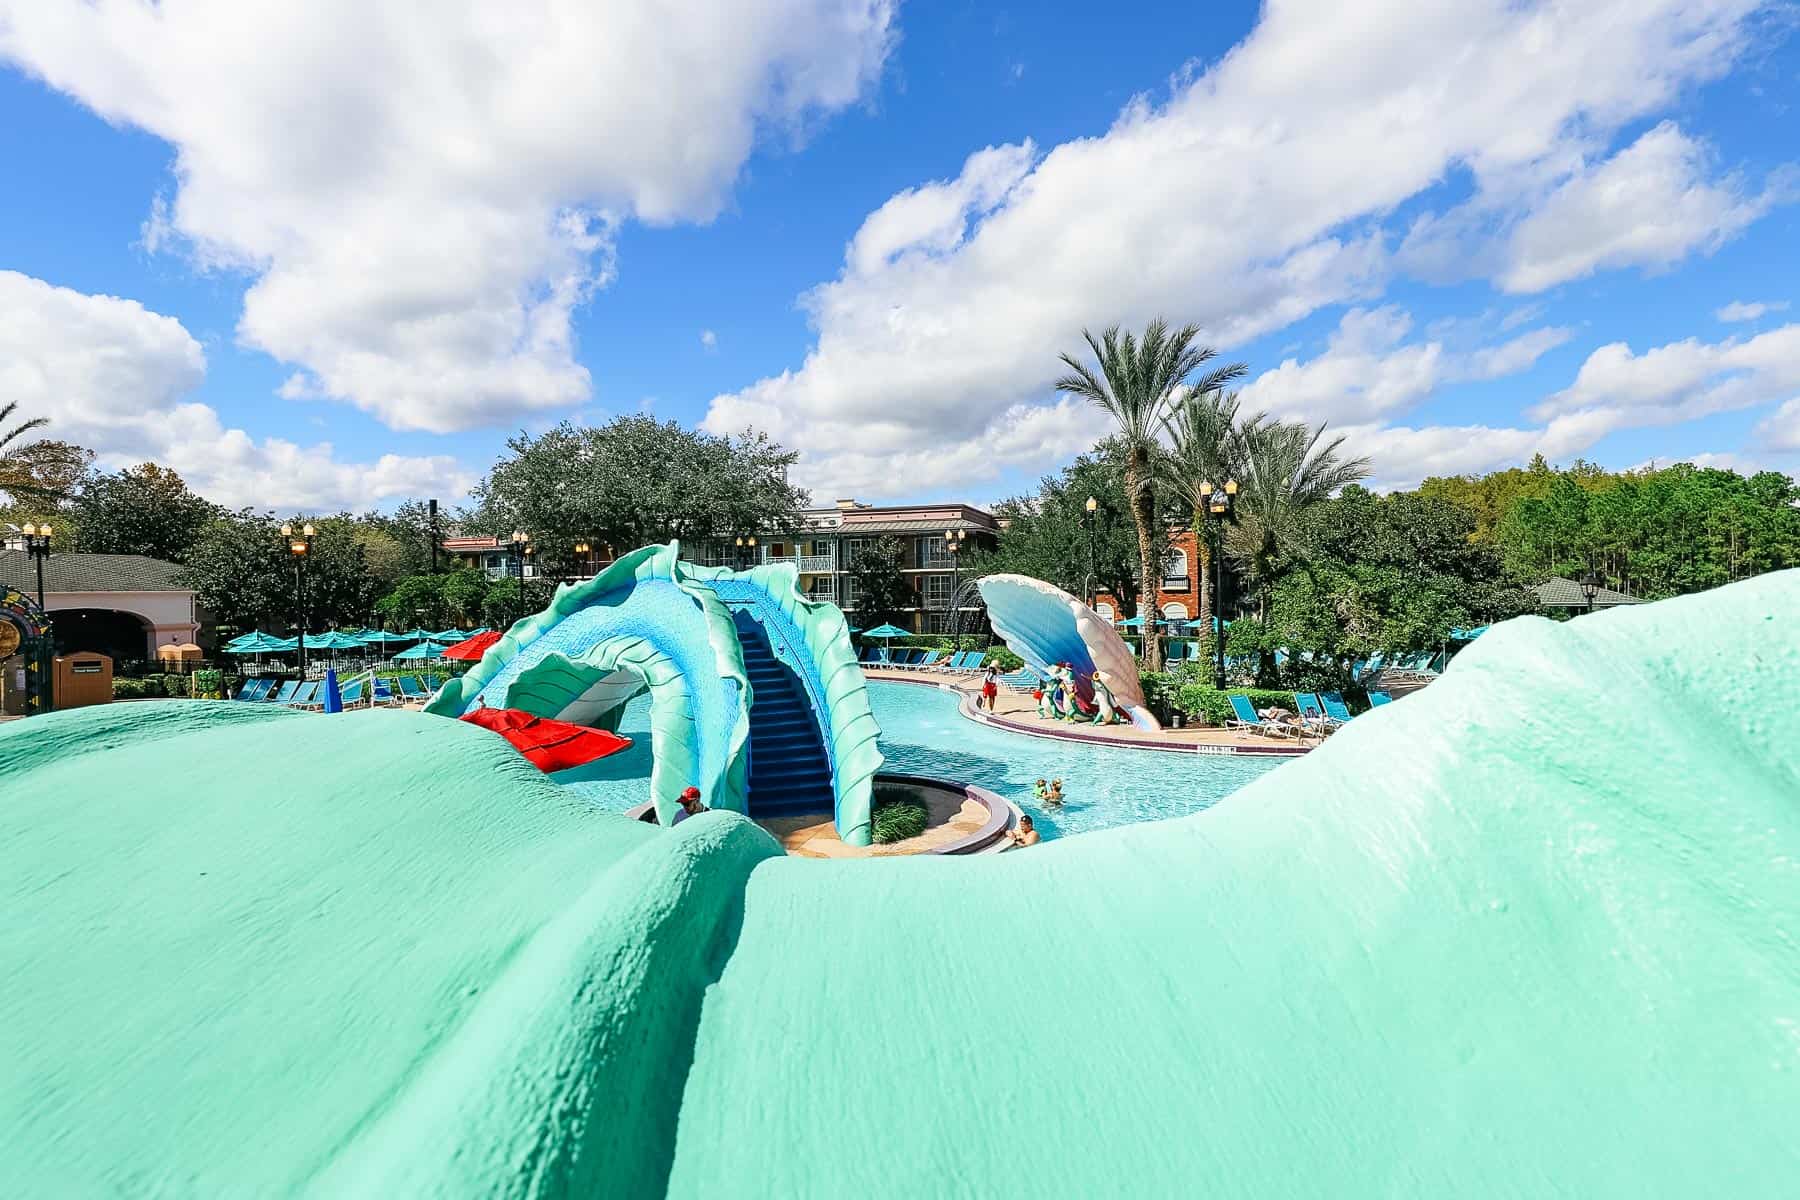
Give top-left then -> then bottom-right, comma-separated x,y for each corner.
733,611 -> 836,818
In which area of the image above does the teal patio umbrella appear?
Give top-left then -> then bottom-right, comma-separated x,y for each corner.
304,630 -> 369,671
392,640 -> 448,661
224,630 -> 298,672
861,623 -> 910,641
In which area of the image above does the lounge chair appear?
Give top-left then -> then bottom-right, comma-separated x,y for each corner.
912,651 -> 947,670
373,678 -> 399,706
1225,694 -> 1305,740
858,646 -> 881,665
339,678 -> 366,706
1367,690 -> 1393,707
997,668 -> 1041,692
1293,692 -> 1335,732
269,680 -> 301,705
286,681 -> 322,709
396,676 -> 428,702
235,678 -> 275,702
1318,691 -> 1355,725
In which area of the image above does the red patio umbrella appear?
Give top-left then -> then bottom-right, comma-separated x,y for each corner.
442,630 -> 503,661
459,706 -> 632,774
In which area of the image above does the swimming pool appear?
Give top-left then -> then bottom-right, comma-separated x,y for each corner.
558,680 -> 1286,839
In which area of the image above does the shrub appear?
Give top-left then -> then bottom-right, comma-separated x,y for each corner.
112,677 -> 149,700
1172,685 -> 1310,727
872,797 -> 930,844
159,673 -> 191,698
982,645 -> 1023,671
192,669 -> 226,700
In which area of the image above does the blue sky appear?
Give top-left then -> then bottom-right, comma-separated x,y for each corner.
2,1 -> 1797,513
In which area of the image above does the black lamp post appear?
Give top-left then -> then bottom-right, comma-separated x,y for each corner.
1082,496 -> 1098,608
280,521 -> 315,672
733,534 -> 758,572
943,527 -> 967,649
1197,479 -> 1237,690
21,521 -> 52,610
1580,569 -> 1601,615
574,539 -> 593,579
508,530 -> 534,621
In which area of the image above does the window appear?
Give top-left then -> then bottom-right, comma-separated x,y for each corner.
843,537 -> 871,568
1160,602 -> 1189,620
1095,602 -> 1116,620
919,537 -> 956,567
923,573 -> 954,609
844,576 -> 863,609
1161,548 -> 1189,578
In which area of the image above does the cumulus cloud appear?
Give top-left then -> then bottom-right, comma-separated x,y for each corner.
1,271 -> 469,510
1530,323 -> 1800,450
700,329 -> 719,352
1235,307 -> 1570,427
1755,399 -> 1800,453
1717,299 -> 1790,322
1497,123 -> 1788,292
704,0 -> 1773,498
0,0 -> 896,433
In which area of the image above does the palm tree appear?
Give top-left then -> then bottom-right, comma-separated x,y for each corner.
1228,418 -> 1371,623
1160,387 -> 1258,639
0,403 -> 88,508
1057,321 -> 1245,670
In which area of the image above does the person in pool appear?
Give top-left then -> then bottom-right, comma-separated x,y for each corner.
670,786 -> 707,826
1044,779 -> 1065,807
1006,814 -> 1040,848
1033,778 -> 1049,803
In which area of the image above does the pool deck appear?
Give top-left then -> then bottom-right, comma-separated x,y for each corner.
870,667 -> 1315,756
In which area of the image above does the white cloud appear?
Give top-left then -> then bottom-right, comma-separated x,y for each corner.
0,0 -> 896,433
1717,299 -> 1790,322
1755,399 -> 1800,453
1338,423 -> 1549,492
0,271 -> 470,511
1530,323 -> 1800,450
700,329 -> 719,351
1236,306 -> 1570,427
704,0 -> 1771,498
1499,122 -> 1786,292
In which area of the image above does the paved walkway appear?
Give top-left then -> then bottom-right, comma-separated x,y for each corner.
871,667 -> 1317,754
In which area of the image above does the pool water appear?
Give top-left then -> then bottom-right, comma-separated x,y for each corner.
557,680 -> 1286,840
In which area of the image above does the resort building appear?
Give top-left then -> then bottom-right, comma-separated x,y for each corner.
1093,527 -> 1204,628
697,499 -> 1001,634
0,550 -> 203,664
441,534 -> 540,581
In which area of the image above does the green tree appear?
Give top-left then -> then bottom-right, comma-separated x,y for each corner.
466,415 -> 809,558
0,401 -> 91,508
1055,320 -> 1246,670
180,512 -> 293,635
1160,387 -> 1255,633
967,443 -> 1145,613
73,463 -> 217,562
846,535 -> 910,631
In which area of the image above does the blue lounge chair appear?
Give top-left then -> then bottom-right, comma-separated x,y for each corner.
269,680 -> 301,705
1367,690 -> 1393,707
287,681 -> 322,709
396,676 -> 428,702
866,647 -> 893,669
913,650 -> 947,670
339,678 -> 365,706
858,646 -> 880,665
1318,691 -> 1354,725
997,668 -> 1042,692
235,678 -> 275,702
373,679 -> 398,705
1226,694 -> 1305,740
1293,693 -> 1333,730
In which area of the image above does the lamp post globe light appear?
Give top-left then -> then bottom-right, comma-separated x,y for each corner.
944,527 -> 967,650
507,530 -> 534,621
1196,479 -> 1238,690
1082,496 -> 1098,608
733,534 -> 758,572
280,522 -> 316,672
1580,569 -> 1601,615
21,521 -> 53,609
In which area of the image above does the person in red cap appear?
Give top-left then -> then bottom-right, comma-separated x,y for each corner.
671,786 -> 707,826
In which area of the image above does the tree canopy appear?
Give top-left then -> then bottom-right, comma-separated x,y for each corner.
466,416 -> 809,564
73,463 -> 217,563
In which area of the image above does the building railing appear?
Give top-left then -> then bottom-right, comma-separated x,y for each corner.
762,552 -> 835,572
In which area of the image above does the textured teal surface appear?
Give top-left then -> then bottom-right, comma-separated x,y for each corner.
7,572 -> 1797,1194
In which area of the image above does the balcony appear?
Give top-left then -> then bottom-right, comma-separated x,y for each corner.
1160,576 -> 1191,592
762,552 -> 836,573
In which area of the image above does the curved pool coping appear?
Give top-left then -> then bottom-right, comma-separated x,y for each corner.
624,772 -> 1019,856
877,675 -> 1312,757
